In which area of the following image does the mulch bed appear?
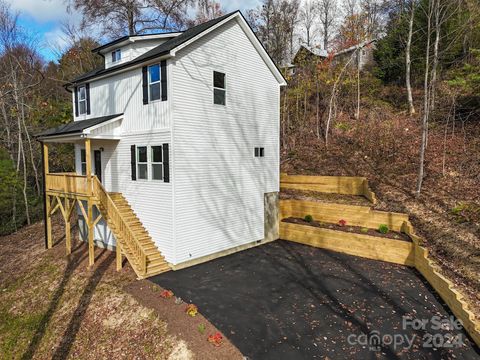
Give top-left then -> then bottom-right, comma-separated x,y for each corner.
124,281 -> 243,360
283,217 -> 412,242
280,188 -> 373,207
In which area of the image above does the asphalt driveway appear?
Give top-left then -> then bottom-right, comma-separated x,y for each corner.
151,241 -> 479,359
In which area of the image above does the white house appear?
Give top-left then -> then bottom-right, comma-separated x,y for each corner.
37,11 -> 287,278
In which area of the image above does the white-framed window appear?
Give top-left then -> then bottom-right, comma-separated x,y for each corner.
112,49 -> 121,63
148,64 -> 161,101
80,149 -> 87,175
151,146 -> 163,180
78,85 -> 87,115
213,71 -> 226,105
137,146 -> 148,180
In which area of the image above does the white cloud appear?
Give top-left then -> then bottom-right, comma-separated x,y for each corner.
7,0 -> 79,23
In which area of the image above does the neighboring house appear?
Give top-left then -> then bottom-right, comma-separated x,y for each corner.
288,39 -> 377,75
37,11 -> 287,278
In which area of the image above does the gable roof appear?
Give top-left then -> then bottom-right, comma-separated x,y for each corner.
36,114 -> 123,139
70,11 -> 286,86
71,12 -> 237,84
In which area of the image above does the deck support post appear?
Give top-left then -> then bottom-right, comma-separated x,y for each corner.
116,244 -> 122,271
65,198 -> 71,255
85,138 -> 94,267
43,142 -> 53,249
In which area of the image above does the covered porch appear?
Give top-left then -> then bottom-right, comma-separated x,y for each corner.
37,114 -> 123,269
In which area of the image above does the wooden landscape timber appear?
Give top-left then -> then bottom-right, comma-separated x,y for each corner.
280,199 -> 407,231
280,173 -> 377,204
280,221 -> 415,265
401,221 -> 480,347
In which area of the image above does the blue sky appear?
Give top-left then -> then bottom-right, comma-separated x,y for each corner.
8,0 -> 261,63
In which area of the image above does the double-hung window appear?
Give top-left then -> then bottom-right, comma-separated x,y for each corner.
137,146 -> 148,180
112,49 -> 121,63
151,146 -> 163,180
80,149 -> 87,175
78,86 -> 87,115
213,71 -> 226,105
148,64 -> 161,101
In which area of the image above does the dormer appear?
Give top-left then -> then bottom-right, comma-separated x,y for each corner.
93,33 -> 182,70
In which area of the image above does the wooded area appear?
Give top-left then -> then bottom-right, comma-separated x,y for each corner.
0,0 -> 478,309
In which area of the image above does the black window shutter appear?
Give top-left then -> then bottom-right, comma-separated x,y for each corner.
130,145 -> 136,181
160,60 -> 167,101
86,83 -> 91,115
142,66 -> 148,104
74,86 -> 79,117
163,143 -> 169,183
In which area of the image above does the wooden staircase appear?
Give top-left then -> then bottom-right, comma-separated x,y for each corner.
92,177 -> 170,278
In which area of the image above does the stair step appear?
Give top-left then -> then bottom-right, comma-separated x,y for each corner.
146,263 -> 171,275
99,192 -> 170,278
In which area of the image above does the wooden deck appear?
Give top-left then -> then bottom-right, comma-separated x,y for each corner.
42,140 -> 170,279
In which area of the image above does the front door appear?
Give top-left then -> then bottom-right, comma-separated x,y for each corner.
94,150 -> 102,183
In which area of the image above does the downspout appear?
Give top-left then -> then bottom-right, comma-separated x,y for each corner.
40,140 -> 48,249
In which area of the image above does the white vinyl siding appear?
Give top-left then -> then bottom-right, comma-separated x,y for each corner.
73,65 -> 171,131
110,132 -> 174,262
171,19 -> 280,264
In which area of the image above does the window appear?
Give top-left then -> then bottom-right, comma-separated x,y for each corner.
151,146 -> 163,180
149,64 -> 161,101
137,146 -> 148,180
112,49 -> 121,62
213,71 -> 226,105
80,149 -> 86,175
78,86 -> 87,115
254,147 -> 265,158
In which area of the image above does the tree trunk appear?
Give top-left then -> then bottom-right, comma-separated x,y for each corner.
416,0 -> 433,197
406,0 -> 416,115
325,51 -> 357,147
430,0 -> 441,113
355,47 -> 361,120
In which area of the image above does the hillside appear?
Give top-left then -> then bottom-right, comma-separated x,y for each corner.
281,103 -> 480,319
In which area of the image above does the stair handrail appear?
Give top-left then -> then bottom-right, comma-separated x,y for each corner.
92,177 -> 147,275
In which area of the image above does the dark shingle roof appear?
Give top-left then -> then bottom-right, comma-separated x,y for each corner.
36,114 -> 123,138
71,11 -> 238,84
91,31 -> 181,53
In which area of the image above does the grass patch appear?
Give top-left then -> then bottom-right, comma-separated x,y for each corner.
0,306 -> 45,358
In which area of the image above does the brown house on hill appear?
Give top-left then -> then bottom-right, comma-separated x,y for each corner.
285,39 -> 377,76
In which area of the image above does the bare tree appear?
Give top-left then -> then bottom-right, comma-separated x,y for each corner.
416,0 -> 433,197
299,0 -> 318,47
405,0 -> 416,115
318,0 -> 337,50
67,0 -> 194,36
247,0 -> 299,65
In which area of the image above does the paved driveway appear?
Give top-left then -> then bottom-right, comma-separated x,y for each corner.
151,241 -> 479,359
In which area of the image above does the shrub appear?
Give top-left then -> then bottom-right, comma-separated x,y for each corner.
378,224 -> 389,234
185,304 -> 198,317
338,219 -> 347,227
360,228 -> 369,234
304,215 -> 313,222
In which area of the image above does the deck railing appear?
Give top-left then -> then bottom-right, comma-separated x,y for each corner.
46,173 -> 91,196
